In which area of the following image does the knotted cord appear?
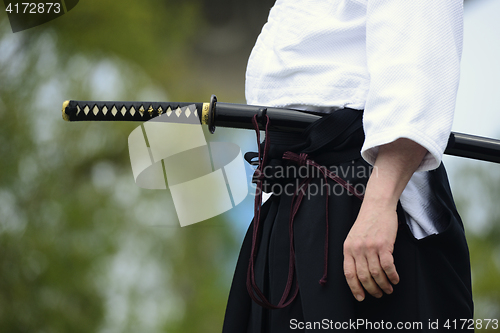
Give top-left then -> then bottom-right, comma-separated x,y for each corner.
246,114 -> 364,309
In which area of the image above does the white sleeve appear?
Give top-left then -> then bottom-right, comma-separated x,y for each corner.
360,0 -> 463,171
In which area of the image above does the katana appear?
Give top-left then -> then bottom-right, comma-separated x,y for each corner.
62,94 -> 500,164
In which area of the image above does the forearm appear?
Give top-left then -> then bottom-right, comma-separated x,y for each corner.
362,138 -> 428,210
343,138 -> 428,301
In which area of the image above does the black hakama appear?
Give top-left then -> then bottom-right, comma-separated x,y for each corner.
223,109 -> 473,332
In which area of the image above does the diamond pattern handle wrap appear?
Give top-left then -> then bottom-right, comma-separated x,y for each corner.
62,100 -> 205,123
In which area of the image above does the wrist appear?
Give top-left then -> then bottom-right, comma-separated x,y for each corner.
362,168 -> 401,209
362,185 -> 399,211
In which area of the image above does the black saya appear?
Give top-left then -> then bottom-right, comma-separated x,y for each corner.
62,94 -> 500,164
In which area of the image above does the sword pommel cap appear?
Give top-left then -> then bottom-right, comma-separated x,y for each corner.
62,100 -> 70,121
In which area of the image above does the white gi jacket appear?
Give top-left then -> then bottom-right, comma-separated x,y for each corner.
245,0 -> 464,238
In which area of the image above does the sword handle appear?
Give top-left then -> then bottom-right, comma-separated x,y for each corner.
62,100 -> 208,123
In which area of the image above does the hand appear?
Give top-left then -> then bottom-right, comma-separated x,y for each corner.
342,138 -> 427,301
343,200 -> 399,301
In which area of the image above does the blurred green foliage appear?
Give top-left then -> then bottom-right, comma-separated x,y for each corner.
454,160 -> 500,330
0,0 -> 278,331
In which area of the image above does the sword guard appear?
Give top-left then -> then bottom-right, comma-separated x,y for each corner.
208,94 -> 217,134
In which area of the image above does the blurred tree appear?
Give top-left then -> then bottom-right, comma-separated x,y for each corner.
0,0 -> 261,331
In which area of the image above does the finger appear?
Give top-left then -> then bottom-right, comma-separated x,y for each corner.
355,256 -> 383,298
343,255 -> 365,302
380,251 -> 400,285
366,252 -> 393,295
